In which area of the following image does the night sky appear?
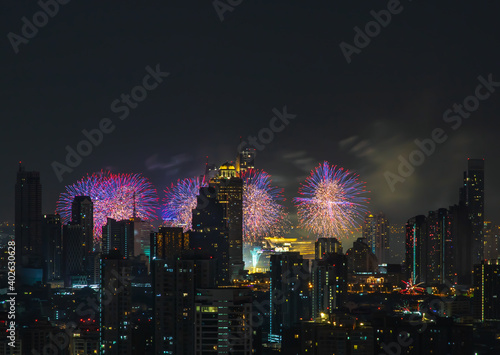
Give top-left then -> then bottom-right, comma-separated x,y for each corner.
2,0 -> 499,239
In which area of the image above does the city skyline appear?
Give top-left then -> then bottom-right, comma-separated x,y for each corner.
2,2 -> 500,354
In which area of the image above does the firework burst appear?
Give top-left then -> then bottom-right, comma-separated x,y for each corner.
400,278 -> 426,295
242,169 -> 290,243
294,162 -> 369,238
56,171 -> 158,242
162,176 -> 207,232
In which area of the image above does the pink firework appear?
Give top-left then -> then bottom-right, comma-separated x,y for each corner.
56,171 -> 158,243
294,161 -> 369,238
162,176 -> 207,232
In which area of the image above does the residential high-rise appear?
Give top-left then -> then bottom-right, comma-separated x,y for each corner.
15,164 -> 42,268
473,259 -> 500,322
405,215 -> 427,283
362,212 -> 390,264
41,214 -> 62,282
426,208 -> 449,285
100,250 -> 132,355
312,252 -> 348,318
483,222 -> 500,261
315,237 -> 342,260
269,252 -> 310,344
194,288 -> 253,355
461,158 -> 485,265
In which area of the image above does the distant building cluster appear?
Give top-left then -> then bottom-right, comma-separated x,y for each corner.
0,157 -> 499,354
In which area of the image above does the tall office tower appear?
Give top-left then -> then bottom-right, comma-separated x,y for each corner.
362,212 -> 390,264
100,250 -> 132,355
461,159 -> 485,265
62,223 -> 85,286
41,214 -> 62,282
194,288 -> 253,355
473,259 -> 500,322
15,164 -> 42,268
405,215 -> 427,283
101,218 -> 134,258
345,238 -> 378,273
484,222 -> 500,261
191,185 -> 230,285
210,163 -> 244,280
151,226 -> 188,260
315,237 -> 342,260
311,252 -> 348,318
236,146 -> 256,173
269,252 -> 310,344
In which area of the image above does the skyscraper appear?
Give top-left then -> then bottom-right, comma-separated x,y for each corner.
71,196 -> 94,255
15,164 -> 42,268
462,158 -> 485,265
100,250 -> 132,355
405,215 -> 427,283
484,222 -> 500,261
269,252 -> 310,343
62,223 -> 85,286
473,259 -> 500,322
41,214 -> 62,282
362,212 -> 390,264
210,162 -> 244,280
101,218 -> 134,258
153,254 -> 217,354
194,288 -> 253,354
312,252 -> 348,318
449,203 -> 472,285
191,185 -> 230,285
152,222 -> 217,354
426,208 -> 456,285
